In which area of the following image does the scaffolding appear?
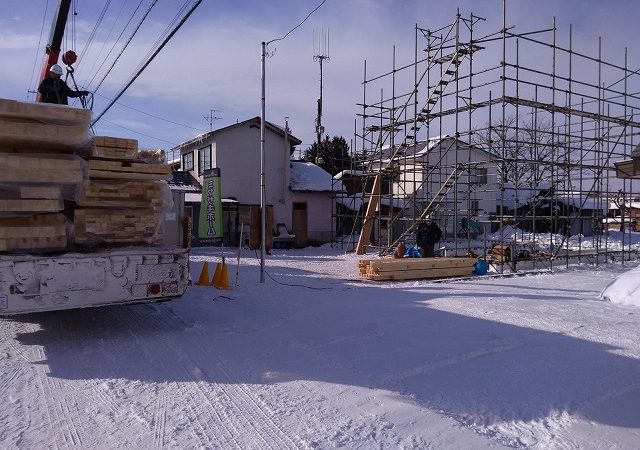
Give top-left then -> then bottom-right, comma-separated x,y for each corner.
334,6 -> 640,272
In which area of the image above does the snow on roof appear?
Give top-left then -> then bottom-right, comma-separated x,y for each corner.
501,182 -> 550,209
501,184 -> 609,212
560,193 -> 609,211
290,161 -> 345,192
334,169 -> 366,179
377,135 -> 488,164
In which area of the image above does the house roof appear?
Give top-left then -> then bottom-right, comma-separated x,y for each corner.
171,117 -> 302,151
290,160 -> 346,193
378,135 -> 489,164
334,169 -> 366,179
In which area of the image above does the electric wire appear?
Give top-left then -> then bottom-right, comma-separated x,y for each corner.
268,0 -> 327,45
132,0 -> 191,75
80,0 -> 128,83
92,91 -> 207,132
98,118 -> 180,146
77,1 -> 111,68
86,0 -> 153,93
92,0 -> 203,126
252,250 -> 333,290
28,0 -> 50,100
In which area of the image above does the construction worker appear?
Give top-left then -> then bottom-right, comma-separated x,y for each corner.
415,214 -> 442,257
38,64 -> 89,105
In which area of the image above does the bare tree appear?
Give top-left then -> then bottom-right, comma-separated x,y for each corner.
473,116 -> 568,189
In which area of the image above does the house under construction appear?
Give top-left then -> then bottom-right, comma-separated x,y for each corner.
335,7 -> 640,272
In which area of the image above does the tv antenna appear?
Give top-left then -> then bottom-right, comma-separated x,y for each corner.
203,109 -> 222,131
313,28 -> 329,163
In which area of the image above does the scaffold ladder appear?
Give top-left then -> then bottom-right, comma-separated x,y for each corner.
381,165 -> 465,255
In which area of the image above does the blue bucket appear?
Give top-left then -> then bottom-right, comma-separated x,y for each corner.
404,246 -> 422,258
473,260 -> 488,275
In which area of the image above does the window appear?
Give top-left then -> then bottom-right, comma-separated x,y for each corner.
471,167 -> 487,185
182,152 -> 194,171
198,145 -> 212,175
470,199 -> 480,215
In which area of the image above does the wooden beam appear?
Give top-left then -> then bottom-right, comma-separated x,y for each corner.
358,257 -> 477,281
355,173 -> 381,255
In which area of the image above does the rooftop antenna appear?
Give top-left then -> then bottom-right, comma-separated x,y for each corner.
203,109 -> 222,131
313,28 -> 330,164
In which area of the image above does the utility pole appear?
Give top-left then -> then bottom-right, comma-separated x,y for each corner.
313,29 -> 330,164
203,109 -> 222,131
260,41 -> 267,283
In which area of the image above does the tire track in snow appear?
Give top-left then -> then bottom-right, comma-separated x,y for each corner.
113,307 -> 243,450
124,306 -> 302,450
4,320 -> 41,364
1,318 -> 110,418
2,320 -> 59,448
152,394 -> 167,450
34,346 -> 84,448
0,365 -> 23,396
147,307 -> 304,450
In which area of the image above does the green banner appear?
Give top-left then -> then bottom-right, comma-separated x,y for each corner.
198,168 -> 223,239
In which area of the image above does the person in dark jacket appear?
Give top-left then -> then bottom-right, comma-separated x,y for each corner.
38,64 -> 89,105
415,215 -> 442,257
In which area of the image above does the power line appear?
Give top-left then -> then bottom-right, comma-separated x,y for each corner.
99,118 -> 180,146
84,0 -> 149,91
88,0 -> 159,94
92,91 -> 207,132
28,0 -> 50,100
77,1 -> 111,66
269,0 -> 326,45
92,0 -> 203,126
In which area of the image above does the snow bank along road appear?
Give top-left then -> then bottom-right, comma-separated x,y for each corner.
1,249 -> 639,449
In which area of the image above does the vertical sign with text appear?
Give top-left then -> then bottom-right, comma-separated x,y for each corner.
198,168 -> 223,241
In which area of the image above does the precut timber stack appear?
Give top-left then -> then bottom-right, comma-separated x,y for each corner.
0,97 -> 172,252
74,136 -> 172,246
0,98 -> 90,252
358,257 -> 477,281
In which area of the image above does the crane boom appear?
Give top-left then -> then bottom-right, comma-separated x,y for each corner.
36,0 -> 72,100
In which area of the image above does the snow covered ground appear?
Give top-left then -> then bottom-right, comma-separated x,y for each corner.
1,243 -> 640,449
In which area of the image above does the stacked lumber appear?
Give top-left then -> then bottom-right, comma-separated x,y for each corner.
88,136 -> 170,181
0,98 -> 173,252
0,98 -> 91,151
0,99 -> 171,252
74,179 -> 167,244
491,244 -> 511,262
358,257 -> 477,281
0,98 -> 89,252
74,209 -> 162,244
78,179 -> 166,209
0,213 -> 68,252
91,136 -> 138,159
74,136 -> 170,246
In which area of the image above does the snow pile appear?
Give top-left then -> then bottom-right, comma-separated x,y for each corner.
488,225 -> 536,241
601,263 -> 640,306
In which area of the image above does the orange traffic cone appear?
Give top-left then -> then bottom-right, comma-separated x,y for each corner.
211,261 -> 223,287
195,262 -> 210,285
213,257 -> 229,289
218,260 -> 229,290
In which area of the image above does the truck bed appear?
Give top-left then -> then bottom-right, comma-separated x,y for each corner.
0,245 -> 189,314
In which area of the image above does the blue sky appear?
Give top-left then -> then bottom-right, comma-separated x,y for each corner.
1,0 -> 639,155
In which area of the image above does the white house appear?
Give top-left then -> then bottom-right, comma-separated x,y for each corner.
372,136 -> 500,237
173,117 -> 341,247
